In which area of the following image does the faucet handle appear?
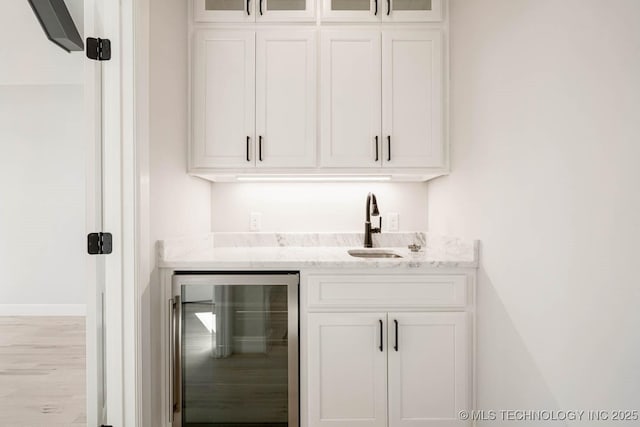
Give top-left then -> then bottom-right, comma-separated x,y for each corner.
408,243 -> 422,252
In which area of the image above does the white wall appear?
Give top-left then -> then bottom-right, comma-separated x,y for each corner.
211,182 -> 428,232
0,0 -> 85,315
0,85 -> 85,315
428,0 -> 640,423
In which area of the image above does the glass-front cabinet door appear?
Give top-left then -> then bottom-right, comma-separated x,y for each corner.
171,273 -> 299,427
321,0 -> 441,22
194,0 -> 316,22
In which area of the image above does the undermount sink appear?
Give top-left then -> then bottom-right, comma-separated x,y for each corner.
348,249 -> 403,259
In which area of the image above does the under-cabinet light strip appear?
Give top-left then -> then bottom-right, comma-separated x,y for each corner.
235,175 -> 393,182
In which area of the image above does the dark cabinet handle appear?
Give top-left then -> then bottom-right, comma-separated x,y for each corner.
247,0 -> 250,15
387,135 -> 391,161
259,0 -> 263,15
246,136 -> 250,162
259,136 -> 263,161
394,319 -> 398,351
379,319 -> 384,352
374,0 -> 377,15
375,136 -> 379,161
386,0 -> 390,15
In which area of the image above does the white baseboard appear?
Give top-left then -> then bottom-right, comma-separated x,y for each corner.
0,304 -> 86,316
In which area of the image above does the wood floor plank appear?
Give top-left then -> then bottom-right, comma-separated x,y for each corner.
0,316 -> 86,427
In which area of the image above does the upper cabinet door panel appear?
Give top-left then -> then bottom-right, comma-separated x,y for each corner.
320,30 -> 382,168
255,30 -> 317,168
257,0 -> 316,22
388,312 -> 470,427
382,0 -> 442,22
321,0 -> 380,22
192,30 -> 256,169
382,30 -> 443,168
194,0 -> 255,23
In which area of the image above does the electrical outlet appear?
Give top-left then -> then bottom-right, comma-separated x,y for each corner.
387,212 -> 399,232
250,212 -> 262,231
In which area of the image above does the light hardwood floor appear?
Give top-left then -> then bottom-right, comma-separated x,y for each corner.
0,317 -> 86,427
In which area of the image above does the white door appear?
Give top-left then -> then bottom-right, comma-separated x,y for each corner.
192,30 -> 256,169
257,0 -> 316,22
85,0 -> 126,425
321,0 -> 380,22
320,30 -> 382,168
382,30 -> 443,168
307,313 -> 387,427
256,30 -> 316,168
193,0 -> 255,23
387,312 -> 470,427
382,0 -> 442,22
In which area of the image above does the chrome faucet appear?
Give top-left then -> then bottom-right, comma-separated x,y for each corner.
364,192 -> 381,248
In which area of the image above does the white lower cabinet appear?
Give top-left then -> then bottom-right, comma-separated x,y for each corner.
388,312 -> 469,427
305,273 -> 473,427
308,312 -> 388,427
307,311 -> 470,427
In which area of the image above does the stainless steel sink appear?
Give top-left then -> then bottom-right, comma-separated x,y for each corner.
348,249 -> 403,259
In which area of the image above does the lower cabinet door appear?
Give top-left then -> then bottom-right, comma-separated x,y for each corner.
387,312 -> 470,426
307,312 -> 388,427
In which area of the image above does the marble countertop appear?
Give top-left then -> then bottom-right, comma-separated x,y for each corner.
158,232 -> 479,270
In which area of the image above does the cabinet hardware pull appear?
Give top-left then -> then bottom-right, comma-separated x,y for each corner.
386,0 -> 390,15
394,319 -> 398,351
247,0 -> 251,15
387,135 -> 391,161
259,136 -> 263,161
375,136 -> 379,161
374,0 -> 377,15
379,319 -> 384,351
246,136 -> 250,162
259,0 -> 263,15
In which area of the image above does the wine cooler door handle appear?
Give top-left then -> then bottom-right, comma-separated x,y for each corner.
173,296 -> 181,414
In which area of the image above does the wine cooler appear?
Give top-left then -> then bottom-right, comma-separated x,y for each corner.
170,272 -> 299,427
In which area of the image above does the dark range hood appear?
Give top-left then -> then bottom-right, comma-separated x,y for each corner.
28,0 -> 83,52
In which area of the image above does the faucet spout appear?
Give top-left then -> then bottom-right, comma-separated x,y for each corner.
364,192 -> 381,248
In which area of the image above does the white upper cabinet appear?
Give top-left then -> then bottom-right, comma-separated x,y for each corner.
192,30 -> 256,169
192,29 -> 317,170
382,30 -> 443,168
256,31 -> 316,168
320,30 -> 382,168
320,29 -> 443,170
387,312 -> 469,427
194,0 -> 316,23
321,0 -> 441,22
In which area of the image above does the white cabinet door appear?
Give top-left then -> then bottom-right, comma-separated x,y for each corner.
193,0 -> 255,23
382,0 -> 442,22
256,30 -> 316,168
388,312 -> 470,427
257,0 -> 316,21
307,313 -> 387,427
320,30 -> 382,168
382,30 -> 443,168
192,30 -> 256,169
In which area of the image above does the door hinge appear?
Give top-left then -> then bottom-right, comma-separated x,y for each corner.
86,37 -> 111,61
88,232 -> 113,255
